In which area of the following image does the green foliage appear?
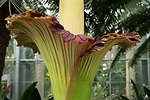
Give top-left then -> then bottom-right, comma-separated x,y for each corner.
144,86 -> 150,98
131,79 -> 144,99
20,82 -> 41,100
111,61 -> 126,98
44,67 -> 53,100
92,62 -> 109,99
23,0 -> 59,16
48,94 -> 54,100
130,36 -> 150,67
0,0 -> 7,7
1,0 -> 150,99
0,0 -> 25,13
0,83 -> 9,100
84,0 -> 150,70
120,7 -> 150,36
21,0 -> 150,39
84,0 -> 148,36
119,96 -> 129,100
93,60 -> 127,99
119,79 -> 150,100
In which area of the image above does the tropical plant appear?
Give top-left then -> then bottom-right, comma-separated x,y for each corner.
20,82 -> 41,100
0,82 -> 9,100
5,0 -> 140,100
85,0 -> 150,70
118,79 -> 150,100
0,0 -> 149,82
23,0 -> 150,69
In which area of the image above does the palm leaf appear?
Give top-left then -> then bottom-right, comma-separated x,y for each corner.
130,36 -> 150,67
120,95 -> 129,100
84,0 -> 146,37
20,82 -> 41,100
11,0 -> 25,13
144,86 -> 150,98
131,79 -> 144,100
0,0 -> 7,7
118,7 -> 150,36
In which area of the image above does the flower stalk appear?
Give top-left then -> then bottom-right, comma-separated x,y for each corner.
5,1 -> 140,100
59,0 -> 84,35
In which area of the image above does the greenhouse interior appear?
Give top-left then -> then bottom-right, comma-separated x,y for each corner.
0,0 -> 150,100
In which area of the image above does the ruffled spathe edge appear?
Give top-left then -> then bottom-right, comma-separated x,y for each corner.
85,32 -> 140,54
5,8 -> 140,56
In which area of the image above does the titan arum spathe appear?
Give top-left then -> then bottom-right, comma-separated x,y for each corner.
5,0 -> 140,100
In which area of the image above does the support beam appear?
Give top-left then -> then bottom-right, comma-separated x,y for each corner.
36,54 -> 44,100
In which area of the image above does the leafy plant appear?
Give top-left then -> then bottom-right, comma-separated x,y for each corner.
5,0 -> 140,100
20,82 -> 41,100
118,79 -> 150,100
0,82 -> 9,100
48,94 -> 54,100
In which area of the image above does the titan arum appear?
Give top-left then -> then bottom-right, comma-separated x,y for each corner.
5,0 -> 140,100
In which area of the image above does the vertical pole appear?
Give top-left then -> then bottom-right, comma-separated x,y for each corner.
147,34 -> 150,88
19,47 -> 26,93
126,50 -> 131,99
109,51 -> 111,100
23,48 -> 33,90
13,45 -> 20,100
130,54 -> 134,82
148,51 -> 150,88
142,60 -> 148,85
13,43 -> 32,100
36,54 -> 44,100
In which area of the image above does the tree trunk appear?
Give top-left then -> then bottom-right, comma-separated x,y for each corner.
0,1 -> 18,81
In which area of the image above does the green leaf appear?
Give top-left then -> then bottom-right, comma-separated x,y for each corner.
144,86 -> 150,98
0,0 -> 7,7
4,97 -> 9,100
130,36 -> 150,67
120,95 -> 129,100
30,88 -> 41,100
48,94 -> 54,100
20,82 -> 41,100
24,0 -> 31,7
10,0 -> 25,13
131,79 -> 143,100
